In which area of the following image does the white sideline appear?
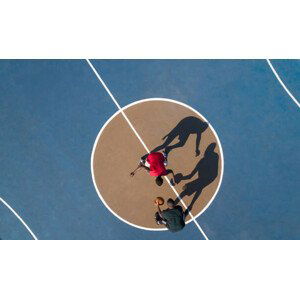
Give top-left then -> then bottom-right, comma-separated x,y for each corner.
266,59 -> 300,109
86,59 -> 209,240
0,196 -> 38,240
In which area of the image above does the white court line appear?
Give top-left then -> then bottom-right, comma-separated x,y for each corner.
86,60 -> 149,152
0,197 -> 38,240
86,59 -> 209,240
266,59 -> 300,109
91,98 -> 224,233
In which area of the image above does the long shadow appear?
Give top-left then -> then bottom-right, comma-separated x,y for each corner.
150,116 -> 208,157
173,143 -> 219,212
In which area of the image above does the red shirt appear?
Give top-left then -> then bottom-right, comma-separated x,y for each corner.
146,152 -> 167,177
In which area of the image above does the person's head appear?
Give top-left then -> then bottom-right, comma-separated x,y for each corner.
167,198 -> 175,208
204,142 -> 216,156
155,176 -> 163,186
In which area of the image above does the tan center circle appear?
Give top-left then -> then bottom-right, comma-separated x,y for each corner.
92,99 -> 223,230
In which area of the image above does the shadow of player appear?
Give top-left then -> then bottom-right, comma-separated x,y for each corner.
150,116 -> 208,157
173,143 -> 219,212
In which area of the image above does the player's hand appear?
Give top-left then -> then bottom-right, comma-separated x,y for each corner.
130,172 -> 135,177
154,200 -> 159,206
174,173 -> 183,184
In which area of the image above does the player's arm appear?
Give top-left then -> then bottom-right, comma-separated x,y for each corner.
157,205 -> 163,218
140,164 -> 150,171
130,163 -> 143,176
140,158 -> 150,171
154,200 -> 164,217
130,161 -> 149,176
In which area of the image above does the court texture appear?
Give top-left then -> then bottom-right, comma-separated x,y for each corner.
0,59 -> 299,240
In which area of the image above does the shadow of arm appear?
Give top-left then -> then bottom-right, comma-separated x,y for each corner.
195,132 -> 201,156
182,166 -> 198,181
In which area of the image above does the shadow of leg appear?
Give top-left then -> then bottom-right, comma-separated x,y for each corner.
187,190 -> 202,212
165,138 -> 186,155
151,135 -> 174,153
174,190 -> 187,205
184,208 -> 190,219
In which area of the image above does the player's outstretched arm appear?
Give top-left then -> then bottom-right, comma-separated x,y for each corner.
143,165 -> 150,172
156,204 -> 163,218
130,162 -> 150,176
130,163 -> 143,177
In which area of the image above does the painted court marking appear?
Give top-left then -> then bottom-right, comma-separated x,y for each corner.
91,107 -> 168,232
91,98 -> 224,234
266,59 -> 300,109
87,68 -> 206,240
0,197 -> 38,240
87,59 -> 223,239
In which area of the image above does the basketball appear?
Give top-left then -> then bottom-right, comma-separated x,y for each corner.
154,197 -> 164,205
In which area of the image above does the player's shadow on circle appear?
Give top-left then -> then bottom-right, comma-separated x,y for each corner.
173,142 -> 219,213
150,116 -> 209,157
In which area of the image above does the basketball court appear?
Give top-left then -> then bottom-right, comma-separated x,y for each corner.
0,59 -> 299,240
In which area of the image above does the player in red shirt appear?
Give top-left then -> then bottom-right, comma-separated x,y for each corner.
130,151 -> 175,186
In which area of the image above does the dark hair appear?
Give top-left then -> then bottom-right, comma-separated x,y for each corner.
167,198 -> 175,208
155,176 -> 163,186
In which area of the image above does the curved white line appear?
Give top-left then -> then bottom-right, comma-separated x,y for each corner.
266,59 -> 300,109
87,59 -> 224,239
90,97 -> 224,239
0,197 -> 38,240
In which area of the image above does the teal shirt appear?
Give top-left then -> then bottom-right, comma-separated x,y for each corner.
162,206 -> 185,232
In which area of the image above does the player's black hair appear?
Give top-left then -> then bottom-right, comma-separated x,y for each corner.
155,176 -> 163,186
167,198 -> 175,208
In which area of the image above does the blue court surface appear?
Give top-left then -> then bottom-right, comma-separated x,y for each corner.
0,59 -> 299,240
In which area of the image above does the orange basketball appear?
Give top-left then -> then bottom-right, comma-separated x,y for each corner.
154,197 -> 164,205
